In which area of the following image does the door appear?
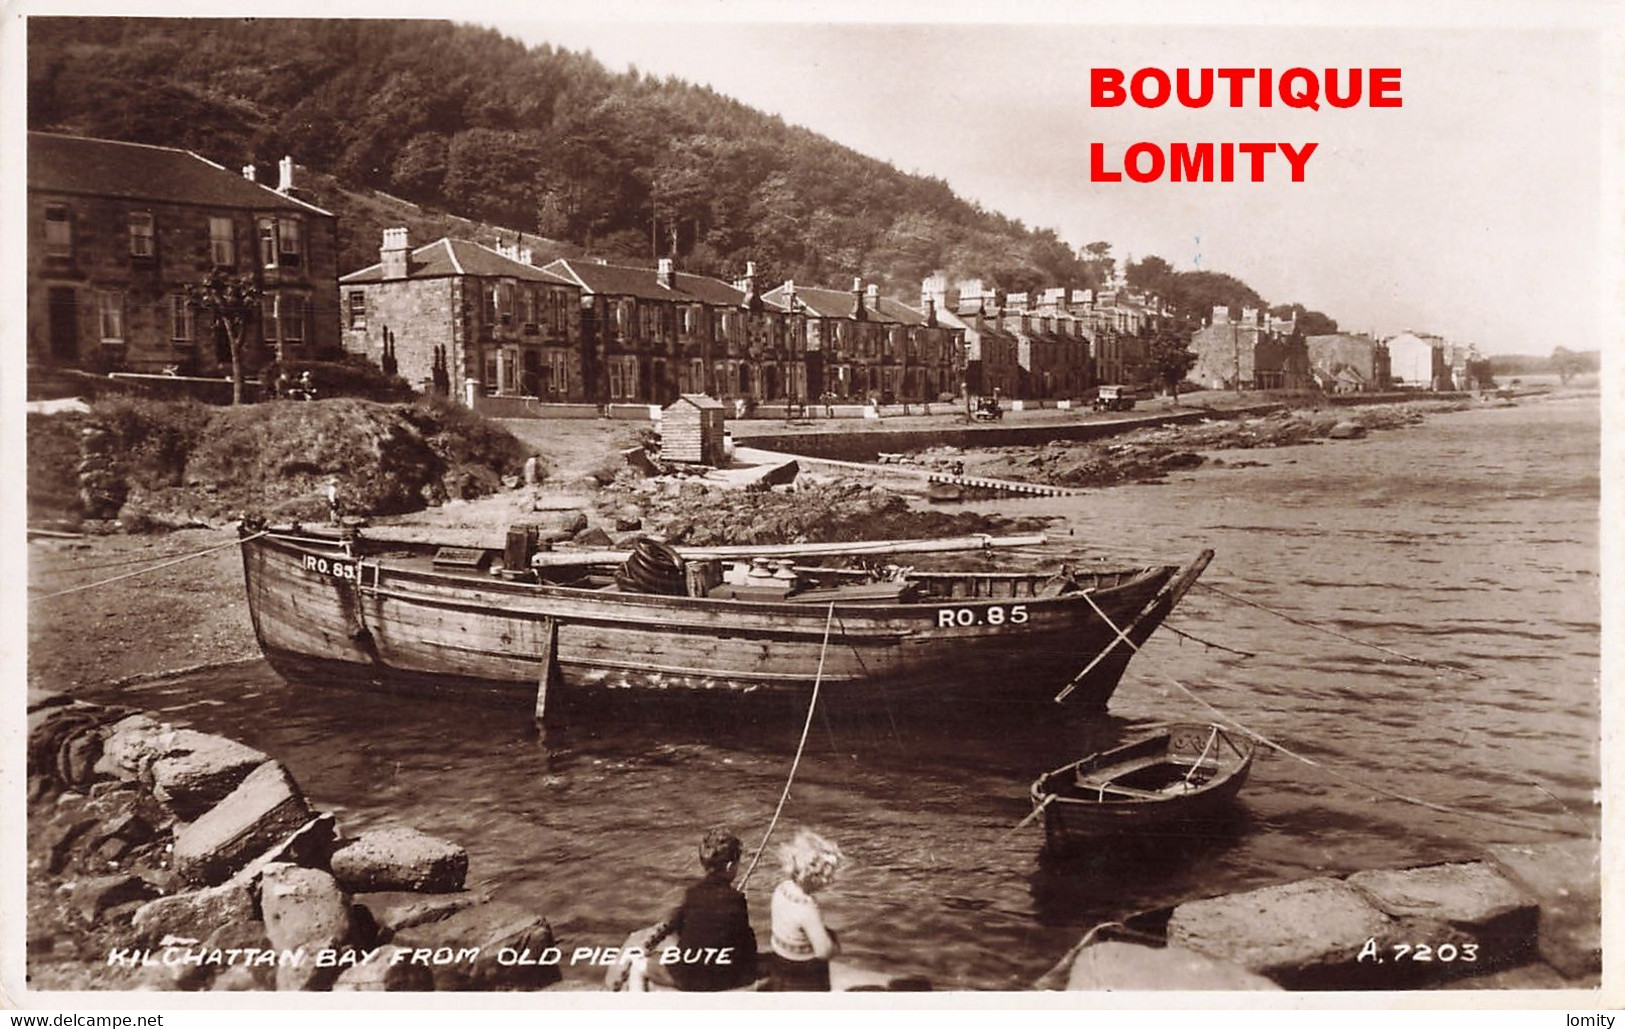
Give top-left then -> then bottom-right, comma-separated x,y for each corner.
47,288 -> 77,362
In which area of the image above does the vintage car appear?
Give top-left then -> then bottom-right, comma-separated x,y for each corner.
1094,385 -> 1136,412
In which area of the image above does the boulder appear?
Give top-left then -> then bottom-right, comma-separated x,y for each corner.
201,919 -> 278,991
259,864 -> 358,991
355,890 -> 482,941
1166,878 -> 1394,988
131,880 -> 257,946
95,715 -> 170,784
1485,839 -> 1601,978
70,873 -> 160,921
223,813 -> 339,898
56,726 -> 105,787
28,703 -> 105,777
573,526 -> 614,549
1348,861 -> 1538,969
1328,420 -> 1367,440
151,732 -> 270,820
392,901 -> 560,991
530,508 -> 588,536
1064,940 -> 1280,991
330,828 -> 468,894
171,762 -> 312,886
331,947 -> 436,992
614,503 -> 644,531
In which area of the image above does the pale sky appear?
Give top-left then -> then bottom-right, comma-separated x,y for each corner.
492,2 -> 1620,357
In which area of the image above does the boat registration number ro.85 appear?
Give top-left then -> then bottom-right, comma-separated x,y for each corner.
935,604 -> 1029,628
302,554 -> 361,581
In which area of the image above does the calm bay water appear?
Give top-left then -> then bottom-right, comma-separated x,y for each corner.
91,395 -> 1600,990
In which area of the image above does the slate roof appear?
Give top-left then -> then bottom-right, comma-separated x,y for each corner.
28,131 -> 331,216
761,283 -> 902,323
341,238 -> 577,285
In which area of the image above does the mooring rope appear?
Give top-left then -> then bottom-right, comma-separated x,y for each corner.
29,532 -> 268,601
1162,623 -> 1256,658
1073,590 -> 1588,838
739,602 -> 837,891
1196,581 -> 1484,680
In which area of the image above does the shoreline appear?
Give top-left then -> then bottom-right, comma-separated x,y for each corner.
27,388 -> 1592,697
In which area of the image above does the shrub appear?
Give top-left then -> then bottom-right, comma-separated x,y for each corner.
273,353 -> 414,402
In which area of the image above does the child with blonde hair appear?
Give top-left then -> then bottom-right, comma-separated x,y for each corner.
768,828 -> 844,991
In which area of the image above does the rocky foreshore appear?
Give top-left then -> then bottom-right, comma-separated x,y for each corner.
1037,840 -> 1602,992
26,688 -> 562,993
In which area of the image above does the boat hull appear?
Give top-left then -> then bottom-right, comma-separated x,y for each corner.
1033,723 -> 1255,853
240,529 -> 1211,715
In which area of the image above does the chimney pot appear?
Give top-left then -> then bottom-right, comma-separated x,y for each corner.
242,164 -> 257,182
277,156 -> 294,194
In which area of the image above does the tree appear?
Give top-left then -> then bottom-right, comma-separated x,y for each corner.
1551,346 -> 1581,384
185,271 -> 262,405
1145,327 -> 1197,405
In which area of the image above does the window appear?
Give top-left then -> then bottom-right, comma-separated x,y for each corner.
129,212 -> 155,257
484,352 -> 499,396
520,288 -> 536,330
259,217 -> 304,269
45,204 -> 73,258
209,217 -> 235,267
283,296 -> 306,343
497,281 -> 515,325
98,291 -> 125,342
278,219 -> 303,268
170,295 -> 195,344
347,291 -> 366,330
502,349 -> 518,393
548,352 -> 570,396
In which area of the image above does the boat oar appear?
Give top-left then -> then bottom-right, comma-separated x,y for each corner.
998,792 -> 1058,843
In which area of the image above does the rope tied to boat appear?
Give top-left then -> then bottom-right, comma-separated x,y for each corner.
1195,581 -> 1484,680
1073,590 -> 1591,839
30,531 -> 269,601
739,602 -> 837,891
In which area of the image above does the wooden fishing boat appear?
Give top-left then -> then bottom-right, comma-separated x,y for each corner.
236,519 -> 1211,717
1030,723 -> 1255,852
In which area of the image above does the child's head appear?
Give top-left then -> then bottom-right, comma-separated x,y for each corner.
778,828 -> 844,892
699,828 -> 743,875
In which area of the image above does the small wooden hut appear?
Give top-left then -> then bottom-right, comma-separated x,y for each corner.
661,394 -> 727,465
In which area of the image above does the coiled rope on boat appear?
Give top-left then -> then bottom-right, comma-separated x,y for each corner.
29,531 -> 269,602
1073,590 -> 1591,839
739,602 -> 837,891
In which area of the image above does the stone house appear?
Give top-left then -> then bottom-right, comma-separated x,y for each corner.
339,230 -> 584,406
26,131 -> 339,376
1188,306 -> 1312,391
1306,333 -> 1391,392
919,277 -> 1020,401
1386,331 -> 1448,390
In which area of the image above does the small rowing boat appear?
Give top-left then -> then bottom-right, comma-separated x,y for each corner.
1030,723 -> 1255,853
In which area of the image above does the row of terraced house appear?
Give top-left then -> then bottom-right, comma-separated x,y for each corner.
27,132 -> 1202,411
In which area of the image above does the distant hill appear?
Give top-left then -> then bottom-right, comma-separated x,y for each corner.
28,17 -> 1092,293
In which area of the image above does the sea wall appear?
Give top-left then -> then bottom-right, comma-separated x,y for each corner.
26,688 -> 565,993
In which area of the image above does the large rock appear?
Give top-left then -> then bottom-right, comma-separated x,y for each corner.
151,731 -> 270,820
355,890 -> 482,941
530,507 -> 588,536
330,828 -> 468,894
1166,878 -> 1394,988
392,901 -> 561,991
331,947 -> 437,992
171,762 -> 312,886
28,703 -> 107,778
1348,861 -> 1538,969
259,864 -> 358,991
70,873 -> 160,921
95,715 -> 171,784
131,880 -> 257,946
1065,940 -> 1281,991
1485,839 -> 1601,978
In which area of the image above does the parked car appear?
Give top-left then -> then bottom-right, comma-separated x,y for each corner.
972,397 -> 1005,421
1094,385 -> 1136,412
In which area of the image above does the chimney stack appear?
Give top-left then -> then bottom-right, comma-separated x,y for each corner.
242,164 -> 257,183
277,156 -> 295,194
381,227 -> 411,281
851,277 -> 868,321
657,257 -> 675,289
741,260 -> 763,312
923,294 -> 937,328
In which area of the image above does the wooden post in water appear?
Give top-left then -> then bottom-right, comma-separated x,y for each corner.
535,616 -> 558,730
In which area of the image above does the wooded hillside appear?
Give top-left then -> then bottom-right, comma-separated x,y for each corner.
29,17 -> 1093,294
